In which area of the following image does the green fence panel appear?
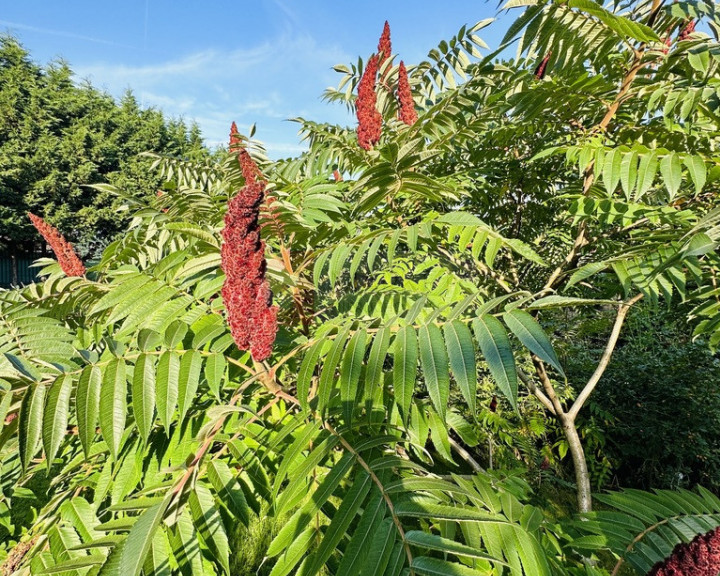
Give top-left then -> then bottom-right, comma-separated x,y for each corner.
0,256 -> 41,288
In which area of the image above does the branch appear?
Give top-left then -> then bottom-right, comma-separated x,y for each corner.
543,220 -> 590,292
542,18 -> 660,292
324,421 -> 415,573
449,438 -> 485,472
518,368 -> 557,415
611,515 -> 675,576
472,257 -> 514,294
436,245 -> 513,294
568,293 -> 643,420
532,357 -> 567,417
170,363 -> 273,499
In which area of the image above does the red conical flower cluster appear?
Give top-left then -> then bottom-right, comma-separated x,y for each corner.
397,61 -> 417,126
238,148 -> 262,184
377,21 -> 392,69
356,21 -> 419,148
662,33 -> 673,54
678,20 -> 696,41
356,55 -> 382,150
27,213 -> 85,277
230,122 -> 263,184
221,124 -> 277,362
229,121 -> 242,152
648,526 -> 720,576
534,52 -> 552,80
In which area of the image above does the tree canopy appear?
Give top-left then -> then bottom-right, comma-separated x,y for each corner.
0,37 -> 207,258
3,0 -> 720,575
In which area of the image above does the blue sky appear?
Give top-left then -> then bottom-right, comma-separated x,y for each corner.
1,1 -> 510,157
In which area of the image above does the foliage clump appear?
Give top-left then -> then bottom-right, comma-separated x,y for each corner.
0,37 -> 208,258
568,304 -> 720,492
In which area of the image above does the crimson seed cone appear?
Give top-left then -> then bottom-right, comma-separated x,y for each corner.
648,526 -> 720,576
238,148 -> 262,184
221,127 -> 277,362
230,121 -> 262,183
534,52 -> 552,79
397,61 -> 417,126
229,121 -> 242,152
356,55 -> 382,150
28,213 -> 85,277
663,34 -> 672,54
377,21 -> 392,68
679,20 -> 696,41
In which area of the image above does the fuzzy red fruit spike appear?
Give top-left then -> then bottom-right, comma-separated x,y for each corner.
229,121 -> 262,183
250,303 -> 277,362
534,51 -> 552,80
678,20 -> 696,41
238,148 -> 263,184
397,61 -> 417,126
220,180 -> 277,361
377,21 -> 392,68
27,213 -> 85,277
662,34 -> 672,54
648,526 -> 720,576
229,121 -> 242,152
356,55 -> 382,150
